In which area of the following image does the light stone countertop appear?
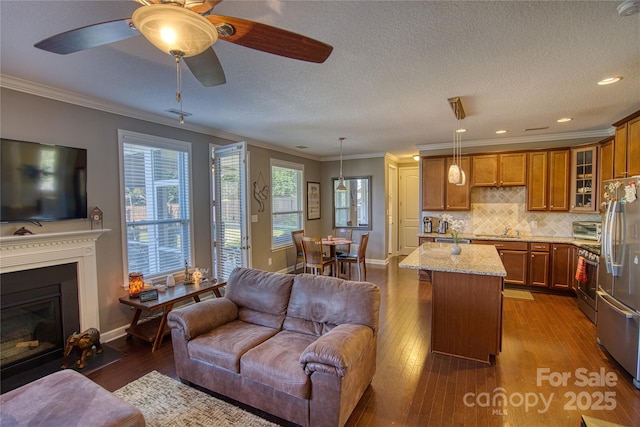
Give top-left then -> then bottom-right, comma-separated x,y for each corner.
399,242 -> 507,277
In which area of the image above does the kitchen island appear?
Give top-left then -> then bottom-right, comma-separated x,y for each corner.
400,242 -> 507,364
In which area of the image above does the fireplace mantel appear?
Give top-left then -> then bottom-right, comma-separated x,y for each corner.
1,229 -> 109,331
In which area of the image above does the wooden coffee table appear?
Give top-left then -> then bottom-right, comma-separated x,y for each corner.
119,280 -> 224,351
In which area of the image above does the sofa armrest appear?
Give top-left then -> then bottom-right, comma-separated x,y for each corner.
299,323 -> 373,377
167,298 -> 238,340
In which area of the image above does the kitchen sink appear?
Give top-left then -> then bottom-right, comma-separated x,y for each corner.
475,234 -> 522,239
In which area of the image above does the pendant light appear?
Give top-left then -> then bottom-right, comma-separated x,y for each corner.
336,137 -> 348,192
447,97 -> 466,185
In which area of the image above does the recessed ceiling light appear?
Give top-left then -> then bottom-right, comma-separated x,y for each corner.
495,130 -> 507,134
557,117 -> 573,123
597,77 -> 622,85
295,145 -> 308,150
455,128 -> 467,133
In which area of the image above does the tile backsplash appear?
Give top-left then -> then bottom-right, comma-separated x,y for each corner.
422,187 -> 601,237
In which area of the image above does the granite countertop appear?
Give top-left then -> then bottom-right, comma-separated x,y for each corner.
417,232 -> 599,249
399,242 -> 507,277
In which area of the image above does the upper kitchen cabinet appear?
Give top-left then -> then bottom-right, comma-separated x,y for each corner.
613,110 -> 640,178
422,157 -> 445,210
472,153 -> 526,187
445,157 -> 471,210
421,156 -> 471,211
527,149 -> 570,212
599,137 -> 614,208
570,145 -> 598,213
548,150 -> 570,211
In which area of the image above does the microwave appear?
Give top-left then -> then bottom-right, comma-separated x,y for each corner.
572,221 -> 601,241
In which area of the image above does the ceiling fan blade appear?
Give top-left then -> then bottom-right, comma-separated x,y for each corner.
207,15 -> 333,63
34,19 -> 138,55
134,0 -> 222,14
184,48 -> 226,87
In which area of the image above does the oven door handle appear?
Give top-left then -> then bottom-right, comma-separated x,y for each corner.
579,256 -> 598,267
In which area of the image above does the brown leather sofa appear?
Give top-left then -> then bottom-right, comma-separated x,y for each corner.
167,267 -> 381,427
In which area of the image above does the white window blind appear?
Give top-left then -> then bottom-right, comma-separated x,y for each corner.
122,138 -> 192,277
271,160 -> 303,249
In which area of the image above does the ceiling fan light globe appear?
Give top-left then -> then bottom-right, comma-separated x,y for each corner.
132,5 -> 218,57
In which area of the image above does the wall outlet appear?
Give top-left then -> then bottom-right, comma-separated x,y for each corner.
268,258 -> 272,266
251,215 -> 258,223
531,220 -> 538,229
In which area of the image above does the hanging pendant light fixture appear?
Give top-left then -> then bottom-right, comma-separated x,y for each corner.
132,4 -> 218,124
447,97 -> 466,185
336,137 -> 348,192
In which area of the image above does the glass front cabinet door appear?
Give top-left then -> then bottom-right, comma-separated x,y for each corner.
570,145 -> 598,213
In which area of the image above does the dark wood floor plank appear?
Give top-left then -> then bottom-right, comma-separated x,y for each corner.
88,260 -> 640,427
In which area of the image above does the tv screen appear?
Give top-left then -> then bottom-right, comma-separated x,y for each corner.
1,139 -> 87,222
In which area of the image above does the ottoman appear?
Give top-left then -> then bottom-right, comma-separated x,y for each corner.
0,370 -> 145,427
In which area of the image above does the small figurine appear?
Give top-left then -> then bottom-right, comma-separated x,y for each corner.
13,227 -> 34,235
62,328 -> 103,369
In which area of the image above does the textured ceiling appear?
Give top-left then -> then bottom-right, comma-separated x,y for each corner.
1,1 -> 639,160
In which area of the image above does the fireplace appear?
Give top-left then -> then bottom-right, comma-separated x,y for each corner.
1,264 -> 80,380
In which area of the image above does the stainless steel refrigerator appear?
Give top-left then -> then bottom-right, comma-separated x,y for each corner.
597,176 -> 640,389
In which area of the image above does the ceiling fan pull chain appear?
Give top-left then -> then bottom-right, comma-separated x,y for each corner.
175,54 -> 184,124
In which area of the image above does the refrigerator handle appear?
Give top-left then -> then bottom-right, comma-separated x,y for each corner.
597,290 -> 635,319
611,202 -> 625,277
603,201 -> 614,274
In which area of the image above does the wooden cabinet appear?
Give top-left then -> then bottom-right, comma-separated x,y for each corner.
472,153 -> 526,187
474,240 -> 528,286
500,153 -> 527,186
570,145 -> 598,213
529,243 -> 550,288
422,157 -> 445,210
445,157 -> 471,210
550,244 -> 573,290
548,150 -> 570,211
599,138 -> 614,207
421,156 -> 471,211
613,112 -> 640,178
419,237 -> 435,244
527,152 -> 548,211
527,150 -> 569,212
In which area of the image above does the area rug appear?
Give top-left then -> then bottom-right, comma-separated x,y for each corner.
114,371 -> 279,427
503,289 -> 534,300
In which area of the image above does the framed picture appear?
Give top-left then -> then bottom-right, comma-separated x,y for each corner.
307,182 -> 321,220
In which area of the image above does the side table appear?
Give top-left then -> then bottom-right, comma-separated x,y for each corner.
119,280 -> 224,352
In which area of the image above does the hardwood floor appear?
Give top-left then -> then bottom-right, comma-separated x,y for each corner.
89,259 -> 640,426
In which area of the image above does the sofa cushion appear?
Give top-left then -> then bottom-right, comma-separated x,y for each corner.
225,267 -> 294,329
240,330 -> 316,399
188,320 -> 279,373
284,274 -> 381,336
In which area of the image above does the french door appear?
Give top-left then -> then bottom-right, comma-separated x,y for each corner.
212,141 -> 250,282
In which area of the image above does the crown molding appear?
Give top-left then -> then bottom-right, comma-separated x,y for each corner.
1,74 -> 323,161
416,128 -> 614,152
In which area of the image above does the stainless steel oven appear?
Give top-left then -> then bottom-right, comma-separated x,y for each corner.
576,245 -> 599,324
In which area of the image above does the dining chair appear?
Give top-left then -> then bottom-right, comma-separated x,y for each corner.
338,233 -> 369,281
302,237 -> 335,276
333,228 -> 352,256
291,230 -> 305,274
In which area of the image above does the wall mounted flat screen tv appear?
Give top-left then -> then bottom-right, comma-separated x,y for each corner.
1,139 -> 87,222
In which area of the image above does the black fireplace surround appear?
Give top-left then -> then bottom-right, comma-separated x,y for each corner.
1,263 -> 80,382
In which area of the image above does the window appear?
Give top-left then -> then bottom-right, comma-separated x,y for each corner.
271,159 -> 304,248
119,130 -> 193,278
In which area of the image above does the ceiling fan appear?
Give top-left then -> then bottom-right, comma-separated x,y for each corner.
34,0 -> 334,88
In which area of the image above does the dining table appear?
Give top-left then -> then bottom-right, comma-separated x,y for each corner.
321,237 -> 352,277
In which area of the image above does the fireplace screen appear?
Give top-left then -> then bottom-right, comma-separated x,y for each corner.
1,263 -> 79,380
1,292 -> 62,369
